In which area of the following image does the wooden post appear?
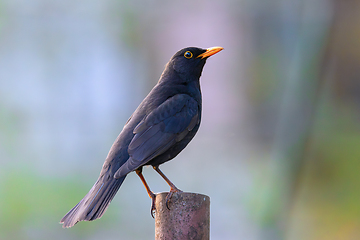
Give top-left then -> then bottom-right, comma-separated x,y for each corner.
154,192 -> 210,240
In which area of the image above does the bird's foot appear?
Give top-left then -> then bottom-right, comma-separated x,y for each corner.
150,192 -> 156,218
165,187 -> 182,210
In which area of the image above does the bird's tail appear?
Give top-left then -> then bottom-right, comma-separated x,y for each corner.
60,175 -> 126,228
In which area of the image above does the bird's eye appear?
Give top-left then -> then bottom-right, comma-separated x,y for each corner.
184,51 -> 193,59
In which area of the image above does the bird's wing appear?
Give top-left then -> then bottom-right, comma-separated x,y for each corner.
114,94 -> 199,178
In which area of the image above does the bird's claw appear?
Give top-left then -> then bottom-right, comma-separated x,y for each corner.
150,192 -> 156,218
165,188 -> 182,210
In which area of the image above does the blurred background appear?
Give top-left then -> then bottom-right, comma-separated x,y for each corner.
0,0 -> 359,239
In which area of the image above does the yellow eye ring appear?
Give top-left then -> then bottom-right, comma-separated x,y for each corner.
184,51 -> 193,59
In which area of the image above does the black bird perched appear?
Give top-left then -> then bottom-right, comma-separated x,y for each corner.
60,46 -> 223,228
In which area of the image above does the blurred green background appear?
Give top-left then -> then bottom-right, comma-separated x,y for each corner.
0,0 -> 359,239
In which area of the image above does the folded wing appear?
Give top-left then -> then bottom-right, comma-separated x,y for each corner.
114,94 -> 199,178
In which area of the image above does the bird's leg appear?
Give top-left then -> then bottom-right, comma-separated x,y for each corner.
135,167 -> 156,218
153,165 -> 182,210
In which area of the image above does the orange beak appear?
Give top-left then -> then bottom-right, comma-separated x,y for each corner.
197,46 -> 224,59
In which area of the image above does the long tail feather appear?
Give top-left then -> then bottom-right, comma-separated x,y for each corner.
60,175 -> 126,228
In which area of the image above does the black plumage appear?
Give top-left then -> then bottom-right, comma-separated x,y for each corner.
60,46 -> 223,228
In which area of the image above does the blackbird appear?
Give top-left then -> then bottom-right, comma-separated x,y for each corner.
60,46 -> 223,228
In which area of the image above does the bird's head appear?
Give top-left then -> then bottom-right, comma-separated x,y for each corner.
164,46 -> 223,82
